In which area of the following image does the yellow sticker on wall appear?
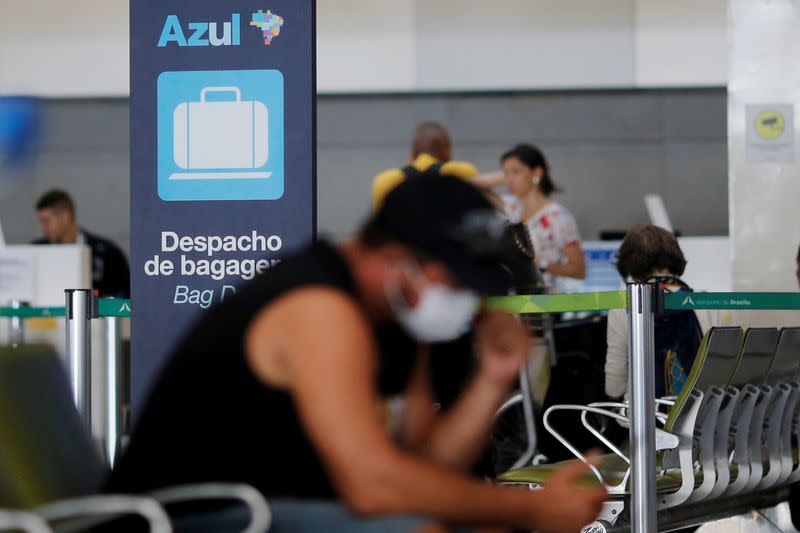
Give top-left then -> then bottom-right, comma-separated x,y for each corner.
746,103 -> 795,163
755,110 -> 786,140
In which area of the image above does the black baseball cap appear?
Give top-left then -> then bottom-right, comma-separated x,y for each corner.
366,173 -> 514,295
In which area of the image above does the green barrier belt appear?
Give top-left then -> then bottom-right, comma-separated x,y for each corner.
98,299 -> 132,318
488,291 -> 800,314
0,307 -> 64,318
487,291 -> 627,314
0,299 -> 131,318
664,292 -> 800,311
1,293 -> 798,319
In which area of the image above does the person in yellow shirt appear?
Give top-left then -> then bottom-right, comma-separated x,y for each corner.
373,122 -> 484,209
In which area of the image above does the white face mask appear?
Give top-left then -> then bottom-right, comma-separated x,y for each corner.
386,272 -> 479,343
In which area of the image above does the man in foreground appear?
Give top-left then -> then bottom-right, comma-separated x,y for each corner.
109,175 -> 605,532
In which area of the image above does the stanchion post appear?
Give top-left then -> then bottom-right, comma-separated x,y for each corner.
8,300 -> 29,347
104,313 -> 124,465
627,283 -> 657,533
65,289 -> 92,426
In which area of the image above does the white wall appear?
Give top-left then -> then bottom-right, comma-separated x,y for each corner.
316,0 -> 416,92
634,0 -> 728,87
0,0 -> 130,97
0,0 -> 728,97
320,0 -> 730,91
728,0 -> 800,327
414,0 -> 636,91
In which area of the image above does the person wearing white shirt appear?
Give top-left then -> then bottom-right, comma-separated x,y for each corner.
498,144 -> 586,294
605,225 -> 719,400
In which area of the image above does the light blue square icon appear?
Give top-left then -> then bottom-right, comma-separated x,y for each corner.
157,69 -> 284,201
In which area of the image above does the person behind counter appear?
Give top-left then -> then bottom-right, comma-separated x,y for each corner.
33,189 -> 130,298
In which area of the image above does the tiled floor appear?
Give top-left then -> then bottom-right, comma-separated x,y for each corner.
697,503 -> 799,533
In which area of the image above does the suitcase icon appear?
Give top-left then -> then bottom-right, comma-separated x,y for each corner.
173,86 -> 268,171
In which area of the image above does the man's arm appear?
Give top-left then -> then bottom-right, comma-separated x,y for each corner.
246,289 -> 605,530
401,311 -> 530,471
469,170 -> 505,189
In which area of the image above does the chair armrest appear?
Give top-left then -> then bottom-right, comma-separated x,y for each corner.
543,404 -> 629,484
579,407 -> 632,466
149,483 -> 270,533
496,392 -> 523,416
0,510 -> 51,533
588,401 -> 669,426
35,495 -> 170,533
655,398 -> 675,418
544,405 -> 680,486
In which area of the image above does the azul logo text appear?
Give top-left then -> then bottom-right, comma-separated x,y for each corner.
158,14 -> 242,47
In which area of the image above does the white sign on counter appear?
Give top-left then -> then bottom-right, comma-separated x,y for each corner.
0,250 -> 36,303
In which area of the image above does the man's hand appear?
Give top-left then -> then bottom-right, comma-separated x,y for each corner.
531,455 -> 608,533
473,310 -> 532,387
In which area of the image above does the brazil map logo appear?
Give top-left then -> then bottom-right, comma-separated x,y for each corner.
251,10 -> 284,45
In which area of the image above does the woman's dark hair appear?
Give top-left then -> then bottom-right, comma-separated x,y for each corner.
501,143 -> 559,196
616,225 -> 687,281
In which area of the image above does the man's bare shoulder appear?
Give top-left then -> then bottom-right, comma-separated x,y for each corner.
255,285 -> 368,336
245,286 -> 374,385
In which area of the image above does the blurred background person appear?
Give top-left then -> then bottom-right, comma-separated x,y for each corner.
33,189 -> 130,298
605,224 -> 719,400
372,139 -> 546,475
500,143 -> 585,294
373,121 -> 498,209
796,242 -> 800,288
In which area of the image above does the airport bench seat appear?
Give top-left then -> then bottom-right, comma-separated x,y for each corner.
496,326 -> 800,530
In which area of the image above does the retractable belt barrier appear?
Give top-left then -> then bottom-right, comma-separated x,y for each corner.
488,291 -> 800,313
98,299 -> 133,318
488,291 -> 627,313
2,290 -> 799,531
0,306 -> 65,318
2,292 -> 798,318
0,299 -> 132,319
664,291 -> 800,311
0,296 -> 131,466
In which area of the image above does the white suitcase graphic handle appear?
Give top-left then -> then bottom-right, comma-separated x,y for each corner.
200,86 -> 241,103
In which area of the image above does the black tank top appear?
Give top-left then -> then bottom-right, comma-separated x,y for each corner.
106,241 -> 418,499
